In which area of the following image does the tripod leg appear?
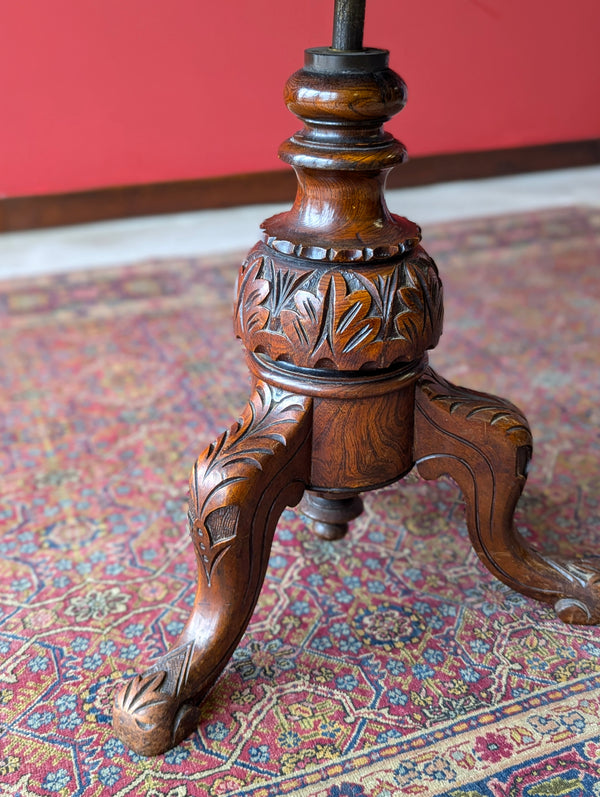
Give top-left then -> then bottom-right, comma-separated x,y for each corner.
113,382 -> 311,755
414,366 -> 600,625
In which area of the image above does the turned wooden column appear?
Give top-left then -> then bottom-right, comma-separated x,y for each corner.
112,3 -> 600,757
234,43 -> 441,530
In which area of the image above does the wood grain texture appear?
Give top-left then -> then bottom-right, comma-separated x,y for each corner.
310,390 -> 415,490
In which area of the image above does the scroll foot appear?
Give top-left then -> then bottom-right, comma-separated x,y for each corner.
113,382 -> 312,755
414,366 -> 600,625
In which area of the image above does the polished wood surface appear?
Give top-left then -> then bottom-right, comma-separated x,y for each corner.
112,32 -> 600,757
415,369 -> 600,625
113,383 -> 312,755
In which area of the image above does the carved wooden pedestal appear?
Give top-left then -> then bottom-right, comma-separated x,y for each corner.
113,44 -> 600,757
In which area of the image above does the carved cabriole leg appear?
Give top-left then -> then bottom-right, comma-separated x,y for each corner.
414,367 -> 600,625
113,381 -> 312,755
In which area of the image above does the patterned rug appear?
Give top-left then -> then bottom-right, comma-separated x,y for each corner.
1,205 -> 599,797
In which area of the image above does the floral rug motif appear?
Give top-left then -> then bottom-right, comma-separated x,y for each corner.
1,205 -> 599,796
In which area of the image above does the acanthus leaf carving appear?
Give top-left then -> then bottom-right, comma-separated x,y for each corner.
187,383 -> 309,586
114,671 -> 169,731
329,272 -> 382,358
280,288 -> 324,352
235,243 -> 443,371
418,368 -> 531,446
394,257 -> 443,353
235,255 -> 271,337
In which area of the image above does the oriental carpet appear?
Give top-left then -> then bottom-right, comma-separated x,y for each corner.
1,205 -> 599,796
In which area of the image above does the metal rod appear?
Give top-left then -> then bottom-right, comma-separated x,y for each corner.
332,0 -> 366,51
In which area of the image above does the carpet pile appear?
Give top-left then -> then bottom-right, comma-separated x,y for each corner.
1,206 -> 599,796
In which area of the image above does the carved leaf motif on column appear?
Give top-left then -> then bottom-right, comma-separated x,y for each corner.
394,257 -> 444,354
278,272 -> 383,369
235,245 -> 443,370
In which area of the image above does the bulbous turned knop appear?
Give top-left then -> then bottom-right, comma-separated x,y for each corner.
284,65 -> 407,126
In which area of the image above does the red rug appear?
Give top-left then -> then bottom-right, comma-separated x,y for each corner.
1,205 -> 599,796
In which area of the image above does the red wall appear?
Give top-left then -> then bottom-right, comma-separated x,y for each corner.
1,0 -> 599,197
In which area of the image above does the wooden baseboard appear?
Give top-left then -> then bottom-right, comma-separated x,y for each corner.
1,139 -> 598,233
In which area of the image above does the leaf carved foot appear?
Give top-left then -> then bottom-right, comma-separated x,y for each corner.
113,382 -> 312,755
414,366 -> 600,625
